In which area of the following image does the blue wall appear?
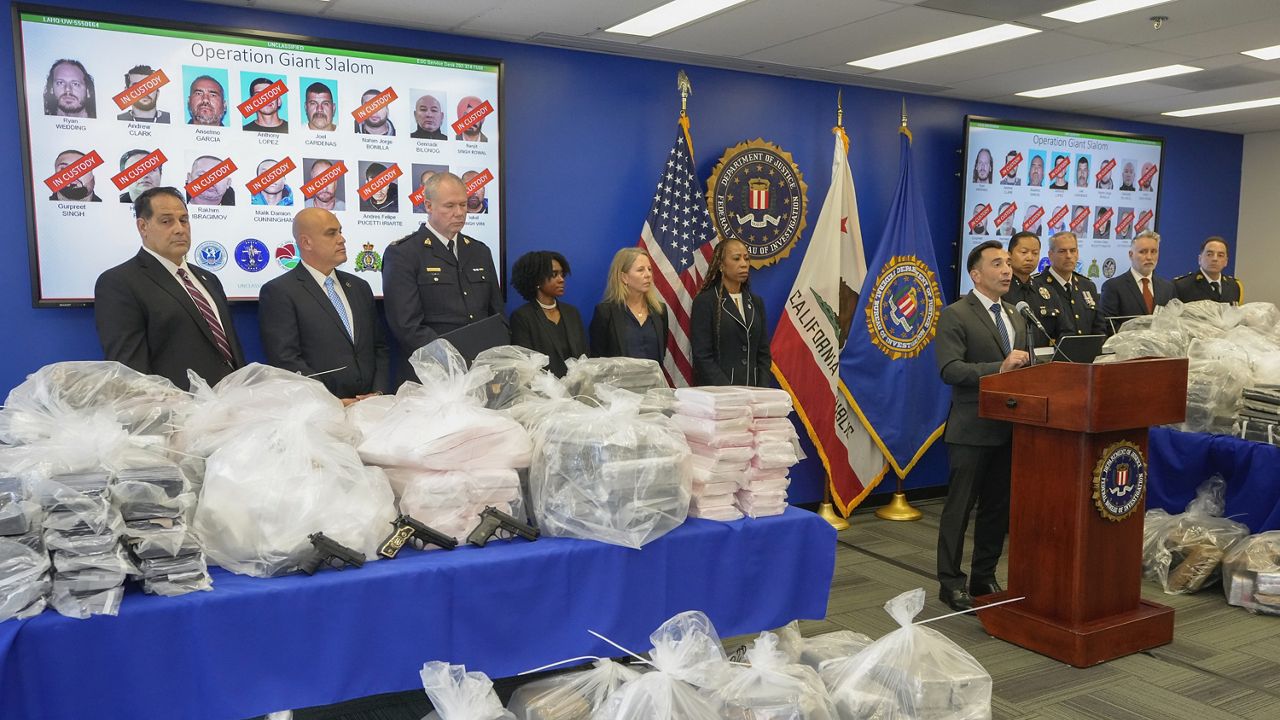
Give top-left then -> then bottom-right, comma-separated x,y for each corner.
0,0 -> 1242,503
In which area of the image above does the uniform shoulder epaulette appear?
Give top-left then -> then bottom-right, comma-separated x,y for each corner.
1173,271 -> 1196,282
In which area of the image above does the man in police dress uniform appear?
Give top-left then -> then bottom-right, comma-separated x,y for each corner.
381,171 -> 504,383
1032,231 -> 1106,341
1174,236 -> 1242,305
1002,231 -> 1057,346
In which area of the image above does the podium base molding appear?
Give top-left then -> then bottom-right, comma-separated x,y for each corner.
975,592 -> 1174,668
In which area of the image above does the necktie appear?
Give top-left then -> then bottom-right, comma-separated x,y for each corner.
1141,277 -> 1155,314
446,238 -> 456,257
324,276 -> 353,340
1210,281 -> 1221,300
990,303 -> 1012,356
176,268 -> 234,366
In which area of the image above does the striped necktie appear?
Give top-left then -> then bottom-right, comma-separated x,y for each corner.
990,303 -> 1012,356
176,268 -> 234,366
324,276 -> 353,340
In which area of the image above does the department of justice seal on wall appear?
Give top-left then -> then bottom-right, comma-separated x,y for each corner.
707,138 -> 807,268
1092,440 -> 1147,522
865,255 -> 942,360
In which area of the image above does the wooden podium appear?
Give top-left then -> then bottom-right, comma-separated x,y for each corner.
974,357 -> 1188,667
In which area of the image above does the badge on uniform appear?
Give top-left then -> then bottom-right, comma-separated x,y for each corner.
1039,287 -> 1050,300
425,266 -> 441,272
1083,290 -> 1095,308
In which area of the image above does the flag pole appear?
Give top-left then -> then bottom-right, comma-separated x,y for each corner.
876,97 -> 923,523
817,89 -> 851,533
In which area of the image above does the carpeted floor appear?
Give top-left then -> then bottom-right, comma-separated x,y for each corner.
283,498 -> 1280,720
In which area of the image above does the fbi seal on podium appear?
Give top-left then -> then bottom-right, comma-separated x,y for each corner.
1092,440 -> 1147,522
707,138 -> 807,268
865,255 -> 942,360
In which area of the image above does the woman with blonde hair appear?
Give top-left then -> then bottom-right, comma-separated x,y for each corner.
690,238 -> 771,386
589,247 -> 668,362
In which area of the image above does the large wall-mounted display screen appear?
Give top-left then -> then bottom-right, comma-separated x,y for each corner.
15,7 -> 502,305
958,116 -> 1163,294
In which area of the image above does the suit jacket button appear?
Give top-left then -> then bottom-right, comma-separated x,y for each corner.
463,291 -> 468,296
740,359 -> 747,365
469,314 -> 474,319
433,277 -> 439,282
741,345 -> 747,351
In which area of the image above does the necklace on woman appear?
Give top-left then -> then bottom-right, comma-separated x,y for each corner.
537,299 -> 557,310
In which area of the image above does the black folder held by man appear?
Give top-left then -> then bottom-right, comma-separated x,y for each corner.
440,314 -> 509,364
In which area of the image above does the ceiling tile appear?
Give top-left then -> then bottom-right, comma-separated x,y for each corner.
1054,0 -> 1280,45
860,32 -> 1110,86
641,0 -> 899,57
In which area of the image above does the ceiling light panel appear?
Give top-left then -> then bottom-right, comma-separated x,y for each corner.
606,0 -> 751,37
1017,64 -> 1201,98
1043,1 -> 1175,24
1164,96 -> 1280,117
847,24 -> 1040,71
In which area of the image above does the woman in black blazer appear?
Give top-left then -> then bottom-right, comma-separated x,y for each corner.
589,247 -> 669,363
690,239 -> 771,386
508,250 -> 588,377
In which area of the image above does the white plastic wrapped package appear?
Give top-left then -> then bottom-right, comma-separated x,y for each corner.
674,386 -> 752,409
193,422 -> 396,577
420,661 -> 515,720
674,402 -> 752,421
1222,531 -> 1280,616
1224,325 -> 1280,359
563,356 -> 668,401
394,468 -> 524,543
0,361 -> 185,445
752,417 -> 797,433
0,476 -> 39,536
736,490 -> 788,519
640,388 -> 677,417
178,363 -> 352,457
692,479 -> 738,496
750,402 -> 794,418
752,443 -> 799,470
671,413 -> 751,442
49,583 -> 124,619
715,632 -> 838,720
594,611 -> 731,720
529,388 -> 691,549
689,443 -> 754,465
744,477 -> 791,494
473,345 -> 553,411
1141,476 -> 1249,594
822,589 -> 992,720
1101,328 -> 1188,361
506,659 -> 641,720
1183,338 -> 1252,433
689,503 -> 743,521
1237,302 -> 1280,335
358,342 -> 532,471
797,631 -> 874,674
345,393 -> 398,443
0,536 -> 51,621
690,456 -> 744,485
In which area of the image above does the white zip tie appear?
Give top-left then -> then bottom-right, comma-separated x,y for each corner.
914,595 -> 1026,625
518,655 -> 604,676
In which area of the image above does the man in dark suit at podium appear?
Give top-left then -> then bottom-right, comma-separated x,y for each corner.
1099,230 -> 1175,333
95,186 -> 245,390
258,208 -> 388,403
934,240 -> 1029,612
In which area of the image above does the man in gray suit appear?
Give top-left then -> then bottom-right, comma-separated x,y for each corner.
934,240 -> 1029,611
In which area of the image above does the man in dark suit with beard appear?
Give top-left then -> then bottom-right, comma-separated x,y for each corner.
258,208 -> 388,402
934,240 -> 1029,611
1099,230 -> 1175,333
94,187 -> 244,390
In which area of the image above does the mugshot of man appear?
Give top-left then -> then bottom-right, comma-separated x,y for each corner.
1139,162 -> 1156,191
454,96 -> 489,142
304,82 -> 337,132
186,155 -> 234,206
1027,154 -> 1044,187
305,159 -> 345,211
243,77 -> 288,134
118,148 -> 162,203
251,159 -> 293,206
354,88 -> 395,136
999,151 -> 1021,186
359,162 -> 398,213
1096,159 -> 1114,190
187,75 -> 226,126
1075,157 -> 1090,190
116,65 -> 168,123
43,59 -> 96,118
1119,161 -> 1136,192
49,149 -> 101,202
461,170 -> 489,214
411,93 -> 446,140
1049,155 -> 1069,190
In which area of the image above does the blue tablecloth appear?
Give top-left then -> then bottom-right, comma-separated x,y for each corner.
1148,426 -> 1280,533
0,507 -> 835,720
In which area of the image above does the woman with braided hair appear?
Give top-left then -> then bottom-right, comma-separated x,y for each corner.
689,238 -> 772,386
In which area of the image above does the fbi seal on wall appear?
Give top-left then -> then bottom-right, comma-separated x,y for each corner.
1092,440 -> 1147,522
707,138 -> 807,268
865,255 -> 942,360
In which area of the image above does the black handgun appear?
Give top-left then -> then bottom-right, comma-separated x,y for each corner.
466,506 -> 539,547
378,514 -> 458,559
299,532 -> 365,575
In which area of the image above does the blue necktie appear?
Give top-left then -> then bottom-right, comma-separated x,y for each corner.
324,276 -> 353,340
990,303 -> 1011,356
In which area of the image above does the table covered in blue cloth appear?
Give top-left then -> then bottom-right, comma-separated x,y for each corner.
1148,426 -> 1280,533
0,507 -> 835,720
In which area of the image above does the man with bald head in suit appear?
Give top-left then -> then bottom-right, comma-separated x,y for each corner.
258,207 -> 388,403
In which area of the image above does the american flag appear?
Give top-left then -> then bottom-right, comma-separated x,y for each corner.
638,116 -> 716,386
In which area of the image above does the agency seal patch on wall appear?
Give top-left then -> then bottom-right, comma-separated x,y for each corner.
707,138 -> 807,268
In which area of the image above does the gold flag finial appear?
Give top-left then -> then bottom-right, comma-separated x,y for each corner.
837,89 -> 844,128
677,70 -> 692,116
900,98 -> 908,128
